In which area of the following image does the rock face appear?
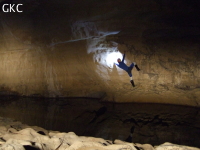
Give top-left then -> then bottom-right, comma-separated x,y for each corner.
0,117 -> 199,150
0,0 -> 200,106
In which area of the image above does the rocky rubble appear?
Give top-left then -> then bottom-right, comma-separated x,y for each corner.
0,98 -> 200,147
0,117 -> 199,150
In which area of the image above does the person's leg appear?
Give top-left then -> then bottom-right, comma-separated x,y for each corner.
128,62 -> 135,71
130,78 -> 135,87
128,72 -> 135,87
134,62 -> 140,71
129,62 -> 140,71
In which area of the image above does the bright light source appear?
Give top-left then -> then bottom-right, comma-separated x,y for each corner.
105,51 -> 123,68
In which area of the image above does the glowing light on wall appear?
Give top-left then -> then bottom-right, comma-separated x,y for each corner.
70,20 -> 123,78
105,51 -> 123,68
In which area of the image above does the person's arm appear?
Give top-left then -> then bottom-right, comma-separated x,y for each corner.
114,62 -> 119,66
122,51 -> 126,62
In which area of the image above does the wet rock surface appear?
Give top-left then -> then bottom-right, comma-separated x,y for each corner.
0,97 -> 199,148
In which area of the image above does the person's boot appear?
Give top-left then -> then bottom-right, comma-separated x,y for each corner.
130,80 -> 135,87
135,65 -> 140,71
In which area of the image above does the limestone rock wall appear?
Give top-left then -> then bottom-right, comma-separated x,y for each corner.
0,0 -> 200,106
